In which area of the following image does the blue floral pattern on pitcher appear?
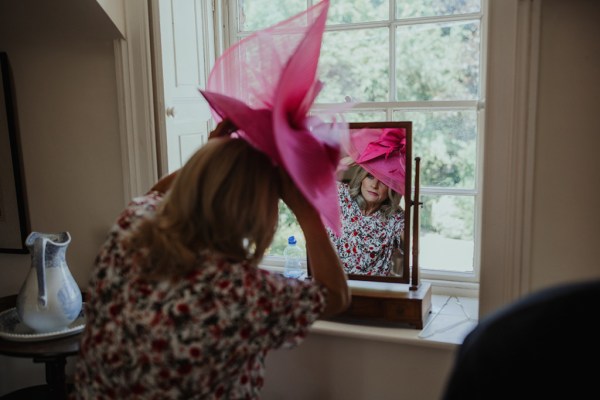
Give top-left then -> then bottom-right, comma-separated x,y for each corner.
16,232 -> 82,333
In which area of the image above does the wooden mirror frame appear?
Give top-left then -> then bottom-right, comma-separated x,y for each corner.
307,121 -> 414,284
343,121 -> 413,284
307,121 -> 432,328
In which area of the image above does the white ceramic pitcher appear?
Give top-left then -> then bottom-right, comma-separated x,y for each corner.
16,232 -> 82,333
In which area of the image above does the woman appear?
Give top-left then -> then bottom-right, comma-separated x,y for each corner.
72,121 -> 349,399
328,127 -> 406,276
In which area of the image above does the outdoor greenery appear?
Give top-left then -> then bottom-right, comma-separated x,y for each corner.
268,201 -> 306,257
237,0 -> 482,267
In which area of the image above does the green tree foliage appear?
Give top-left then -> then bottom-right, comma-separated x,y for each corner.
238,0 -> 481,257
270,201 -> 305,256
395,21 -> 480,101
395,110 -> 477,189
238,0 -> 306,31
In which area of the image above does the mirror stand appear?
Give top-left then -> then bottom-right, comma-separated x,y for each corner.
330,156 -> 432,329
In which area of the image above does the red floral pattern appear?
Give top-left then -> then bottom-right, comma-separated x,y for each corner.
327,183 -> 404,275
72,192 -> 326,399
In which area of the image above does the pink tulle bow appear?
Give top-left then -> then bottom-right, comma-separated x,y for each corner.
356,128 -> 407,164
199,0 -> 344,235
345,127 -> 407,195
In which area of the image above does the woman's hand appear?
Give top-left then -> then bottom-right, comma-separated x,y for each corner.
209,119 -> 238,139
148,170 -> 179,194
149,119 -> 238,195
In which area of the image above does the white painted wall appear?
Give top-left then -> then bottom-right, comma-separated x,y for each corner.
528,0 -> 600,290
0,1 -> 125,395
0,0 -> 125,293
262,334 -> 454,400
479,0 -> 600,316
0,0 -> 598,398
95,0 -> 126,38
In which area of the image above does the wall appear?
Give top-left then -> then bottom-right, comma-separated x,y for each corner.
0,0 -> 598,399
256,1 -> 600,398
95,0 -> 126,38
0,0 -> 126,291
0,0 -> 125,395
479,0 -> 600,316
262,334 -> 454,400
529,0 -> 600,290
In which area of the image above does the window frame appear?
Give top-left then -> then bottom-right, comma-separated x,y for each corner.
126,0 -> 538,309
221,0 -> 487,290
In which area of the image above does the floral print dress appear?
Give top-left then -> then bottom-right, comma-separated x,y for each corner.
72,192 -> 327,400
328,182 -> 404,276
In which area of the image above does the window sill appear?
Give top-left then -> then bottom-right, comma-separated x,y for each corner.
259,264 -> 480,346
259,264 -> 480,298
311,294 -> 479,350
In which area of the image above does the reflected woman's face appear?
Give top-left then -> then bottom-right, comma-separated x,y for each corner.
361,173 -> 389,214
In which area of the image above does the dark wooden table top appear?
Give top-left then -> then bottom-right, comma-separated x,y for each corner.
0,295 -> 82,359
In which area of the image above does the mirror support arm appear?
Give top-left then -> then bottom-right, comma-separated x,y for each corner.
410,157 -> 422,290
322,124 -> 433,329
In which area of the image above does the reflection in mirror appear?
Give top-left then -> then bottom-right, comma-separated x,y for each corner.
332,163 -> 405,275
309,122 -> 413,284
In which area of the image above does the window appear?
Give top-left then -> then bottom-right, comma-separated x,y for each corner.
228,0 -> 485,285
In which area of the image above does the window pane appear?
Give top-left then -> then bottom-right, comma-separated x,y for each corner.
394,109 -> 477,189
418,194 -> 474,272
233,0 -> 485,279
396,0 -> 481,19
237,0 -> 306,31
328,0 -> 389,24
268,201 -> 304,258
318,28 -> 389,103
395,20 -> 480,101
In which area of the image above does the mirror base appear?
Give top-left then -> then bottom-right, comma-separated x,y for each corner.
329,281 -> 432,329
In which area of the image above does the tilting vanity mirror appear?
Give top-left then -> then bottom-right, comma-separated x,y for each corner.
338,121 -> 413,284
309,121 -> 432,328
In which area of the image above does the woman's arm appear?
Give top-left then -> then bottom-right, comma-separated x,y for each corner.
336,156 -> 357,182
279,170 -> 350,318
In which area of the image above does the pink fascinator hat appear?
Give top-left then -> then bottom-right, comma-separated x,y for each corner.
345,128 -> 407,195
199,0 -> 345,235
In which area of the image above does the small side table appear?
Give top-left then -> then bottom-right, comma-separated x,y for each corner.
0,295 -> 82,400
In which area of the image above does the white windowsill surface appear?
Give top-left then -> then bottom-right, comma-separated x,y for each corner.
310,294 -> 479,350
259,264 -> 480,348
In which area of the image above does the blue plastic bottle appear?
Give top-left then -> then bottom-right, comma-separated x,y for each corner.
283,236 -> 304,279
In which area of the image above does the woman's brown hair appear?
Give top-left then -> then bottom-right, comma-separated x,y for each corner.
133,137 -> 281,278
